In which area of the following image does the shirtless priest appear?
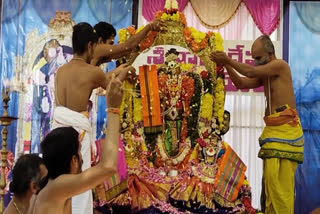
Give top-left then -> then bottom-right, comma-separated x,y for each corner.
211,35 -> 304,214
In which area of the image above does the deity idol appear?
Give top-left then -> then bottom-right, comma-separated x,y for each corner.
155,48 -> 194,169
92,0 -> 257,212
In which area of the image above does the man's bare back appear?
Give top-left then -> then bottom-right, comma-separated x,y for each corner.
31,180 -> 71,214
55,59 -> 104,112
54,19 -> 165,113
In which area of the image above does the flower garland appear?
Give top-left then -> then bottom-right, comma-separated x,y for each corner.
119,81 -> 138,167
186,72 -> 202,148
133,97 -> 142,124
118,26 -> 136,44
155,10 -> 187,26
197,69 -> 216,148
180,75 -> 195,141
118,29 -> 128,44
213,77 -> 225,129
119,9 -> 223,55
156,7 -> 214,53
118,25 -> 157,52
136,25 -> 144,34
201,70 -> 214,94
132,96 -> 149,155
183,27 -> 210,52
124,82 -> 153,162
189,27 -> 207,43
179,62 -> 193,72
199,93 -> 214,121
160,12 -> 180,22
213,32 -> 224,51
210,31 -> 225,129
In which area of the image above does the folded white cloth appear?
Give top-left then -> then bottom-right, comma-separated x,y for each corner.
52,106 -> 93,214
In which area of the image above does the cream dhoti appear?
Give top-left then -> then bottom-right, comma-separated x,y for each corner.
52,106 -> 93,214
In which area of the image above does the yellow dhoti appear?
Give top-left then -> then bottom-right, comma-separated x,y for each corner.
258,106 -> 304,214
263,158 -> 297,214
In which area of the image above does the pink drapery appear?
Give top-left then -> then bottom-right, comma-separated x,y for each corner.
94,137 -> 128,180
142,0 -> 280,35
243,0 -> 280,35
142,0 -> 188,22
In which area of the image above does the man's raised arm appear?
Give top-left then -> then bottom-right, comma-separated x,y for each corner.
91,20 -> 165,66
90,63 -> 134,90
225,65 -> 262,89
211,51 -> 283,79
50,79 -> 123,200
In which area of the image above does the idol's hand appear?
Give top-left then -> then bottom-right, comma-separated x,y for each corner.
210,51 -> 230,65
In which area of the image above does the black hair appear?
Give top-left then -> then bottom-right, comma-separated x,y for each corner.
41,127 -> 79,179
72,22 -> 98,55
93,22 -> 116,43
9,154 -> 44,196
259,35 -> 275,55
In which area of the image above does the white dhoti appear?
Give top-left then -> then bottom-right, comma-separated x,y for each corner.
52,106 -> 93,214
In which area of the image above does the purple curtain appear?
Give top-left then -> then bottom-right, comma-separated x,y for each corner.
243,0 -> 280,35
142,0 -> 188,22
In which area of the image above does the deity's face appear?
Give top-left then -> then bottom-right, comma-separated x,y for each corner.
165,53 -> 179,69
168,60 -> 177,69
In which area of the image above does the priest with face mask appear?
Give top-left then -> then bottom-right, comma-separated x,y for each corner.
210,35 -> 304,214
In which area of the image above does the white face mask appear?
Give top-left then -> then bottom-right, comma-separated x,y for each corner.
254,55 -> 269,66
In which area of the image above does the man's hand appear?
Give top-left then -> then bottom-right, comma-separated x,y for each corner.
114,64 -> 136,82
148,19 -> 166,32
210,51 -> 230,66
106,78 -> 123,109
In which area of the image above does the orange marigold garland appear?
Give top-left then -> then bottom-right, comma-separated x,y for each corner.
182,27 -> 212,53
179,13 -> 187,26
139,31 -> 158,51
